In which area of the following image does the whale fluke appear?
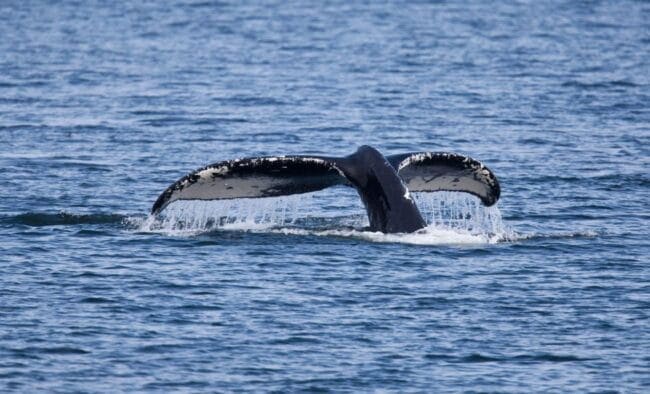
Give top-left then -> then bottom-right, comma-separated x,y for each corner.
151,156 -> 346,215
151,146 -> 501,233
387,152 -> 500,206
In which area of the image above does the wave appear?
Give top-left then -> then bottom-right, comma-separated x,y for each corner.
427,352 -> 593,364
510,230 -> 599,241
2,212 -> 126,227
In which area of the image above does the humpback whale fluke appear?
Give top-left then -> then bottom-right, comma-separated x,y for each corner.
151,145 -> 500,233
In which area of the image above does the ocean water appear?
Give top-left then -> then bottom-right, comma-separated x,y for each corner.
1,0 -> 649,392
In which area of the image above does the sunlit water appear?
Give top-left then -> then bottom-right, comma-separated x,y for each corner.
1,1 -> 648,392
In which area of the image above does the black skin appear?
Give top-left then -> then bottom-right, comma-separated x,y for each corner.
335,146 -> 427,233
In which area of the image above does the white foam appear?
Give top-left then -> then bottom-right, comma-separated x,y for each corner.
270,226 -> 494,245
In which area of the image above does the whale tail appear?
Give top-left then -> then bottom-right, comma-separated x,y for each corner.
151,146 -> 500,232
150,155 -> 346,215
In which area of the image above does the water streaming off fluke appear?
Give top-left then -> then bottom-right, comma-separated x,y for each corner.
139,191 -> 513,244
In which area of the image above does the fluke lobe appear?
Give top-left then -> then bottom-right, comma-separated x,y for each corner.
151,145 -> 500,233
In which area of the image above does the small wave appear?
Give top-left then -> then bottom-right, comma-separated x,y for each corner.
79,297 -> 115,304
512,230 -> 599,242
448,352 -> 592,364
10,346 -> 89,356
211,95 -> 288,107
137,344 -> 186,354
3,212 -> 126,227
561,80 -> 639,90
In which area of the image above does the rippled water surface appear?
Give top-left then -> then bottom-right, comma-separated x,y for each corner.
1,1 -> 649,392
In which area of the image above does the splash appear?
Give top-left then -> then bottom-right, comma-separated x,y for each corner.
138,193 -> 315,235
137,191 -> 514,244
413,191 -> 511,241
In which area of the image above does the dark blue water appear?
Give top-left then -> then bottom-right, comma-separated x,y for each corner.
1,1 -> 649,391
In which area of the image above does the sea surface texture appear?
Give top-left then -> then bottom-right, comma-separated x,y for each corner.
1,1 -> 648,392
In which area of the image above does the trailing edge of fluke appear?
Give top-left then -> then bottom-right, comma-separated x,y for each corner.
151,145 -> 500,234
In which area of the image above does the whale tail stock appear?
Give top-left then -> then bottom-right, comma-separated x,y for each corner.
151,146 -> 500,233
